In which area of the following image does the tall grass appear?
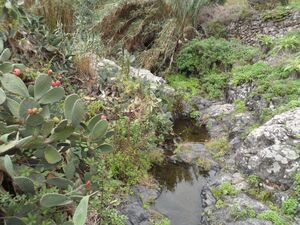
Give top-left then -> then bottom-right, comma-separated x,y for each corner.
25,0 -> 74,32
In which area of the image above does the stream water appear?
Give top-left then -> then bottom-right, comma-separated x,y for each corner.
151,119 -> 210,225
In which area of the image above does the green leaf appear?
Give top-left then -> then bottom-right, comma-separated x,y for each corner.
0,48 -> 11,61
40,193 -> 72,208
0,140 -> 18,155
4,155 -> 15,177
63,222 -> 74,225
19,98 -> 39,119
0,62 -> 13,73
6,98 -> 20,118
5,217 -> 26,225
64,94 -> 79,121
34,74 -> 52,100
44,145 -> 61,164
38,87 -> 65,104
41,120 -> 55,137
71,99 -> 85,127
14,176 -> 35,194
49,126 -> 74,142
99,144 -> 113,153
26,114 -> 44,127
0,39 -> 3,52
89,120 -> 108,141
0,88 -> 6,104
87,115 -> 101,131
46,177 -> 74,189
73,196 -> 89,225
0,73 -> 29,97
64,161 -> 75,180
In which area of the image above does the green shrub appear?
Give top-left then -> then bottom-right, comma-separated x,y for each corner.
202,72 -> 229,99
176,37 -> 260,76
282,198 -> 298,216
166,73 -> 200,100
108,151 -> 150,185
230,62 -> 270,86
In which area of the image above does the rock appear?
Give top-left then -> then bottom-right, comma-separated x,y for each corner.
120,185 -> 160,225
201,188 -> 216,208
236,108 -> 300,188
226,83 -> 255,103
96,58 -> 166,84
133,185 -> 160,204
204,193 -> 270,225
200,103 -> 235,138
176,143 -> 206,164
175,143 -> 218,170
228,219 -> 272,225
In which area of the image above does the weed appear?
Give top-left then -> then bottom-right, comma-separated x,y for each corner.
212,181 -> 239,200
230,204 -> 256,220
282,198 -> 298,216
205,137 -> 230,159
234,99 -> 247,113
247,174 -> 260,188
258,210 -> 288,225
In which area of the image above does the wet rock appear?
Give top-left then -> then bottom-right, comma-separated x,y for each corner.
201,188 -> 216,208
175,143 -> 218,170
133,185 -> 160,204
236,108 -> 300,189
120,185 -> 160,225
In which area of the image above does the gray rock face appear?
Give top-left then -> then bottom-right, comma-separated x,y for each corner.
96,58 -> 166,84
204,193 -> 270,225
176,143 -> 206,164
236,108 -> 300,188
120,185 -> 160,225
202,103 -> 235,138
175,142 -> 218,171
228,11 -> 300,46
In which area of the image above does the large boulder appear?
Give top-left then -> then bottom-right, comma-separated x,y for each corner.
236,108 -> 300,188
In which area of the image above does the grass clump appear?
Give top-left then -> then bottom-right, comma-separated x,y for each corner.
230,204 -> 257,221
205,136 -> 230,159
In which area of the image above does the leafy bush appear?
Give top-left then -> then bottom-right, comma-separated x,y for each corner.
166,73 -> 200,100
176,37 -> 260,76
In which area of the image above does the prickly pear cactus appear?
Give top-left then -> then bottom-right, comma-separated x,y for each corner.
0,69 -> 113,224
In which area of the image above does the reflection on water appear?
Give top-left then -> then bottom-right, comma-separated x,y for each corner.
173,118 -> 209,143
151,162 -> 206,225
151,118 -> 210,225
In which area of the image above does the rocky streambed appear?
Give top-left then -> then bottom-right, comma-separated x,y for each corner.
121,101 -> 300,225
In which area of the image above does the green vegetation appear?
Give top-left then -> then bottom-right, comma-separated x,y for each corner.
177,37 -> 260,76
166,73 -> 200,100
230,205 -> 256,220
258,210 -> 288,225
234,99 -> 247,113
282,198 -> 298,216
247,174 -> 260,188
212,181 -> 239,201
205,136 -> 230,159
